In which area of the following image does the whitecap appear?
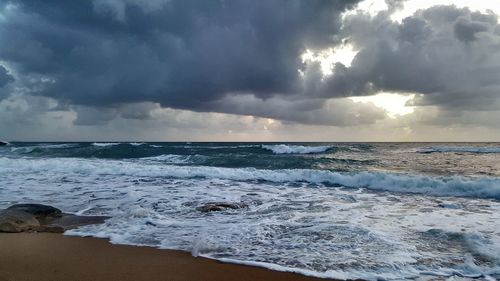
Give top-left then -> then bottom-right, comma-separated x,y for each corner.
92,142 -> 120,147
262,144 -> 331,154
141,154 -> 194,164
1,157 -> 499,200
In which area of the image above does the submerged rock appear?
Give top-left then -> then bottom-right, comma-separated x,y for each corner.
46,214 -> 108,230
197,202 -> 248,212
0,203 -> 109,233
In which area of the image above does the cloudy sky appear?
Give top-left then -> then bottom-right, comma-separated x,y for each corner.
0,0 -> 499,141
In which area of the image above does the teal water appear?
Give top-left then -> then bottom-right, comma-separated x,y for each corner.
0,142 -> 499,280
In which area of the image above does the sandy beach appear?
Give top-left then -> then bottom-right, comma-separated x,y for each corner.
0,233 -> 338,281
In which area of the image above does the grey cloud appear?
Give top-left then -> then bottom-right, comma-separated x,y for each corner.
2,1 -> 499,129
118,102 -> 160,120
454,17 -> 490,42
210,94 -> 387,126
73,106 -> 117,126
384,0 -> 405,13
0,65 -> 13,88
316,5 -> 500,111
0,0 -> 360,113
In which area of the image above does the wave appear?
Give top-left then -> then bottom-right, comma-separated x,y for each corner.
141,154 -> 196,164
1,157 -> 499,200
418,146 -> 500,154
210,257 -> 444,281
38,143 -> 78,149
262,144 -> 332,154
129,142 -> 145,146
8,143 -> 78,153
92,142 -> 121,147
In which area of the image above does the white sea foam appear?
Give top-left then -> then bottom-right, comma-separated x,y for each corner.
129,142 -> 145,146
141,154 -> 194,164
2,155 -> 500,280
418,146 -> 500,153
262,144 -> 331,154
172,145 -> 259,149
39,143 -> 78,149
8,143 -> 76,153
211,258 -> 427,281
0,157 -> 499,199
92,142 -> 120,147
10,146 -> 36,153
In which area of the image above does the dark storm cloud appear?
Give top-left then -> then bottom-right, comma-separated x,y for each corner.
0,65 -> 13,88
2,1 -> 500,128
209,94 -> 387,126
318,5 -> 500,110
0,0 -> 359,112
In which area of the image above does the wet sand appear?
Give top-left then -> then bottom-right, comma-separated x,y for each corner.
0,233 -> 339,281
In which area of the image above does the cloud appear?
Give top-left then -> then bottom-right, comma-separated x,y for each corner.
1,0 -> 499,140
0,65 -> 13,88
317,5 -> 500,111
0,0 -> 360,112
209,94 -> 387,126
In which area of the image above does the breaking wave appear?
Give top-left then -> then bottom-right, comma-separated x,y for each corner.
92,142 -> 120,147
1,157 -> 499,200
262,144 -> 332,154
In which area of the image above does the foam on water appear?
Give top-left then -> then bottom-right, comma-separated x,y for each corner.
1,166 -> 497,280
262,144 -> 332,154
6,143 -> 78,154
1,157 -> 498,199
141,154 -> 197,164
92,142 -> 120,147
1,142 -> 499,280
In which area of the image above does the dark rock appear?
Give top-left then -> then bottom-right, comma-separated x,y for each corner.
0,141 -> 8,146
7,204 -> 62,220
0,204 -> 109,233
0,209 -> 40,233
197,202 -> 248,213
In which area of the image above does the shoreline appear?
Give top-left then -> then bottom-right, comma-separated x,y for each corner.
0,233 -> 343,281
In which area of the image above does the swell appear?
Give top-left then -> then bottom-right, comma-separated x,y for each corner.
3,143 -> 373,159
418,146 -> 500,154
261,144 -> 332,154
1,157 -> 499,200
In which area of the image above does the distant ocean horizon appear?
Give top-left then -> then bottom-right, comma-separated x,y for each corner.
1,142 -> 499,280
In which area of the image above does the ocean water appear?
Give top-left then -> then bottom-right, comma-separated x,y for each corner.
0,142 -> 499,280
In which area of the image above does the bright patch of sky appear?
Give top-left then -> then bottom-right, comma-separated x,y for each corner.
393,0 -> 500,21
301,44 -> 357,75
353,0 -> 500,21
304,0 -> 499,120
350,93 -> 416,118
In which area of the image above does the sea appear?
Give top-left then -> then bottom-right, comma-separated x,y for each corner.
0,142 -> 499,280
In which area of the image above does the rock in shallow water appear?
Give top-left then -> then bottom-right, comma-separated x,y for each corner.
197,202 -> 248,212
0,203 -> 109,233
7,204 -> 62,219
0,209 -> 41,233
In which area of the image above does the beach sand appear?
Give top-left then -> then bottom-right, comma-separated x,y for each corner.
0,233 -> 338,281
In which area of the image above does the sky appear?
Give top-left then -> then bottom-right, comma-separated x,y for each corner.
0,0 -> 499,141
